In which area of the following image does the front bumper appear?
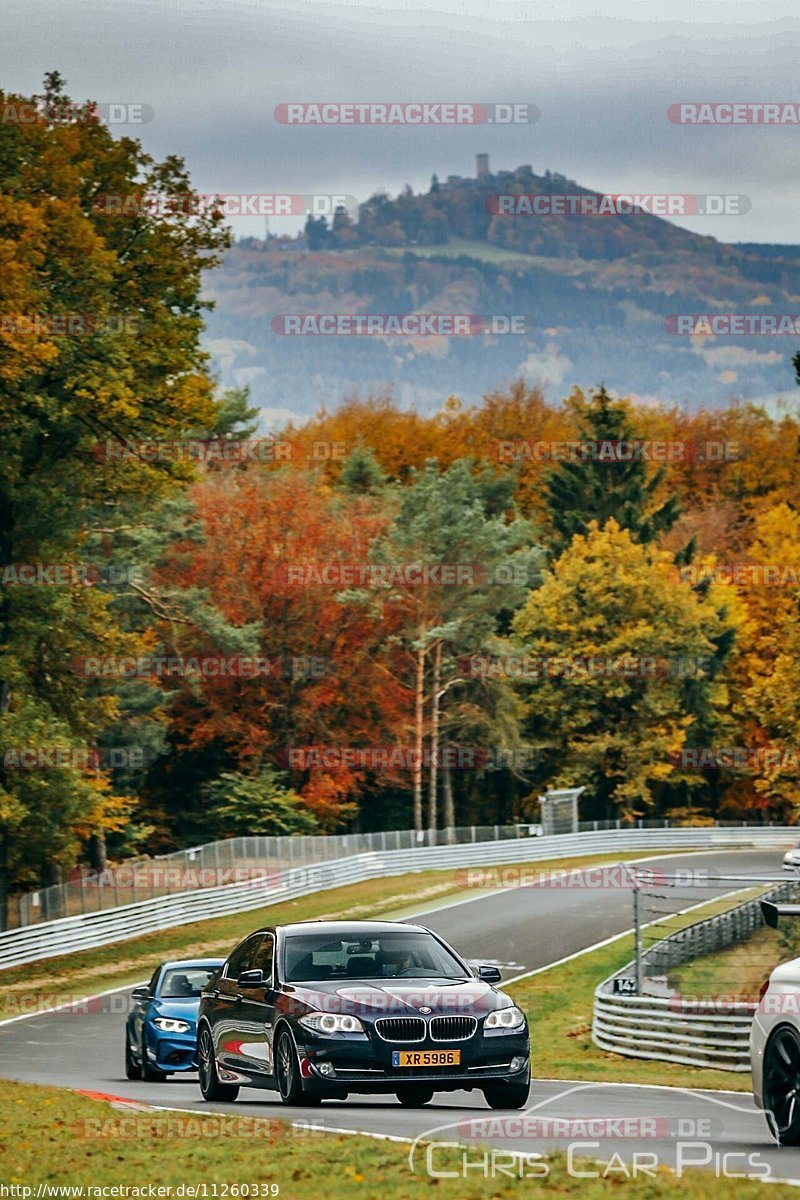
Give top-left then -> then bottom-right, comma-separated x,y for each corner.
148,1028 -> 198,1073
295,1026 -> 530,1093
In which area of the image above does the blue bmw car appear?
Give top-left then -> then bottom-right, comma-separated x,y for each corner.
125,959 -> 224,1081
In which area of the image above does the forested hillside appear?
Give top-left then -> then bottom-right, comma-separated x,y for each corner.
204,166 -> 800,413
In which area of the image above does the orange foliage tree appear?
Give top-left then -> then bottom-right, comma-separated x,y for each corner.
158,468 -> 411,828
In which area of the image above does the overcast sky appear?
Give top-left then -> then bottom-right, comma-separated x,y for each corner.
3,0 -> 800,243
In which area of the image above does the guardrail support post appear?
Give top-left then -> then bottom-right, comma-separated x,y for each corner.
632,871 -> 642,996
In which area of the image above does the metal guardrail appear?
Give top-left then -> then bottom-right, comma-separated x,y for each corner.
1,824 -> 796,971
593,991 -> 756,1071
592,879 -> 799,1071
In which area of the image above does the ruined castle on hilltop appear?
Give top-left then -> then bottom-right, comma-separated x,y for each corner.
440,155 -> 535,191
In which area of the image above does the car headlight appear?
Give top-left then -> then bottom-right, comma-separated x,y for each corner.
298,1012 -> 365,1034
153,1017 -> 191,1033
484,1005 -> 525,1031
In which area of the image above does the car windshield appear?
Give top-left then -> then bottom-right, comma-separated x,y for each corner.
282,932 -> 468,982
159,966 -> 219,998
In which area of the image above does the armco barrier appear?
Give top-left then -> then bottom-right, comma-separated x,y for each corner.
593,990 -> 755,1071
0,825 -> 795,971
592,878 -> 800,1071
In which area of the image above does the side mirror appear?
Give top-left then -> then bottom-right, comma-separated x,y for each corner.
477,965 -> 502,984
238,968 -> 265,987
131,985 -> 150,999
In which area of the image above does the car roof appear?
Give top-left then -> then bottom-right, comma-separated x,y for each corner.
160,959 -> 225,970
277,920 -> 430,938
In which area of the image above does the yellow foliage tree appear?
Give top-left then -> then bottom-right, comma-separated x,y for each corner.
512,519 -> 740,819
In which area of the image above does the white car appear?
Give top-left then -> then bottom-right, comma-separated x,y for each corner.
782,847 -> 800,870
750,900 -> 800,1144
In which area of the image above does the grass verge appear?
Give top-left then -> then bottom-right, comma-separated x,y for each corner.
0,1078 -> 792,1195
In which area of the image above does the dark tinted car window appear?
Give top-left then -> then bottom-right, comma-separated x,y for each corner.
251,935 -> 275,981
283,932 -> 467,982
225,934 -> 262,979
159,967 -> 219,998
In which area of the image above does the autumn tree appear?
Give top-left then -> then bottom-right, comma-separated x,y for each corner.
152,467 -> 408,836
513,520 -> 739,820
728,504 -> 800,818
357,460 -> 540,831
200,768 -> 317,837
0,73 -> 229,912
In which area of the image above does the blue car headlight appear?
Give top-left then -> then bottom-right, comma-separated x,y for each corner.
484,1005 -> 525,1031
153,1017 -> 192,1034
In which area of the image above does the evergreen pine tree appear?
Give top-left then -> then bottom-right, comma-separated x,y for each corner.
545,386 -> 681,555
338,446 -> 386,494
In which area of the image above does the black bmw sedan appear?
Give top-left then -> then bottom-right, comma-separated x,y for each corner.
197,919 -> 530,1108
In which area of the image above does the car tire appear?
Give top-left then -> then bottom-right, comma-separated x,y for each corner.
198,1026 -> 240,1102
396,1086 -> 434,1107
483,1075 -> 530,1110
125,1030 -> 142,1080
140,1032 -> 167,1082
275,1029 -> 320,1106
764,1026 -> 800,1144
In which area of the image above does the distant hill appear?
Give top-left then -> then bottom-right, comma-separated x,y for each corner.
731,243 -> 800,261
202,163 -> 800,418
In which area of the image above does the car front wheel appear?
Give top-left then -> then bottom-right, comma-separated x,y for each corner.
140,1031 -> 167,1082
764,1026 -> 800,1144
125,1030 -> 141,1080
198,1027 -> 240,1102
275,1029 -> 320,1106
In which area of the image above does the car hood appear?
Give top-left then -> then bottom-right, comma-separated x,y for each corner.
152,997 -> 201,1020
281,977 -> 500,1018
